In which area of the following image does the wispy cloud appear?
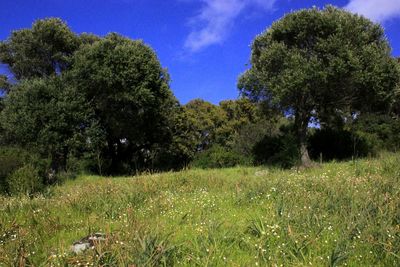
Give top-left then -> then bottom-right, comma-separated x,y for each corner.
184,0 -> 276,53
345,0 -> 400,22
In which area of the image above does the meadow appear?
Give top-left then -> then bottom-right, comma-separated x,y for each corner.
1,153 -> 400,266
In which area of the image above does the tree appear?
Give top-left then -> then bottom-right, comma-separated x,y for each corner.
151,104 -> 199,170
0,18 -> 79,80
0,76 -> 97,173
0,20 -> 184,174
71,33 -> 178,173
0,75 -> 10,94
239,6 -> 400,166
216,98 -> 262,146
0,18 -> 105,174
391,59 -> 400,115
0,75 -> 8,123
185,98 -> 268,154
184,99 -> 227,151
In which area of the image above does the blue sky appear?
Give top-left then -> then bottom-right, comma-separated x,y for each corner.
1,0 -> 399,104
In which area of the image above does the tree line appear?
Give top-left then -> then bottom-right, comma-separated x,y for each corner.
1,6 -> 400,195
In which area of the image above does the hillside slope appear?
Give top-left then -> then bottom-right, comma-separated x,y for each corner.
1,154 -> 400,266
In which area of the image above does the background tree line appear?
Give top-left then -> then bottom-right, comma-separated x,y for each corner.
1,6 -> 400,195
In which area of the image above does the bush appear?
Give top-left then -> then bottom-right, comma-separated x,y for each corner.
353,114 -> 400,152
308,128 -> 372,161
6,164 -> 43,196
0,146 -> 50,194
252,132 -> 299,168
0,147 -> 33,193
231,119 -> 282,159
191,145 -> 250,169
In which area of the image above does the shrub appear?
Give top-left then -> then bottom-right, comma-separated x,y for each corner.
252,132 -> 299,168
0,146 -> 50,194
0,147 -> 33,193
191,145 -> 250,169
308,129 -> 372,161
353,114 -> 400,152
231,119 -> 282,159
6,164 -> 43,196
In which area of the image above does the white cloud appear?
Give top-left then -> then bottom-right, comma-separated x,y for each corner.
184,0 -> 276,52
345,0 -> 400,22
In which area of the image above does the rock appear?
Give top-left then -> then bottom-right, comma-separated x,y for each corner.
70,233 -> 107,254
71,242 -> 90,254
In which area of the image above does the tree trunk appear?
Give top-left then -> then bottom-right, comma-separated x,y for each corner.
107,138 -> 119,174
48,149 -> 67,184
50,150 -> 67,173
299,135 -> 312,167
295,112 -> 313,167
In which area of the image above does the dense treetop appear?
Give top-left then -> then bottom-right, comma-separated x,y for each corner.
0,18 -> 79,80
239,6 -> 400,166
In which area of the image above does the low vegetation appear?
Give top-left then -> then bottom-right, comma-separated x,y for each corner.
1,153 -> 399,266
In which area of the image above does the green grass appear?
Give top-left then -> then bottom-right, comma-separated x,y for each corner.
1,153 -> 400,266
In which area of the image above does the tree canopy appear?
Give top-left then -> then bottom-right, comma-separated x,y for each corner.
0,20 -> 182,175
0,76 -> 96,172
0,18 -> 79,80
70,33 -> 179,173
239,6 -> 400,166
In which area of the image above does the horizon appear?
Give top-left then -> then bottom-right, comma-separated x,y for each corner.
1,0 -> 400,104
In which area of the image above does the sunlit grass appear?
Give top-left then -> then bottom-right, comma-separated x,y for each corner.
1,153 -> 400,266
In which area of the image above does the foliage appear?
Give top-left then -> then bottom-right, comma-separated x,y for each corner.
0,19 -> 188,175
0,76 -> 96,172
184,99 -> 227,151
0,22 -> 183,175
6,164 -> 43,196
308,114 -> 400,162
0,18 -> 79,80
151,105 -> 198,170
0,75 -> 10,94
217,98 -> 261,146
191,144 -> 250,169
183,98 -> 277,168
252,125 -> 299,168
1,12 -> 400,182
71,33 -> 178,174
230,117 -> 299,168
352,113 -> 400,152
308,128 -> 372,161
239,6 -> 400,166
232,117 -> 286,160
184,97 -> 270,152
0,147 -> 32,193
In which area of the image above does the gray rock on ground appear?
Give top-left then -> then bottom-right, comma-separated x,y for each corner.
70,233 -> 107,254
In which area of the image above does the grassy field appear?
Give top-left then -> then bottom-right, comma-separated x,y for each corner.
1,154 -> 400,266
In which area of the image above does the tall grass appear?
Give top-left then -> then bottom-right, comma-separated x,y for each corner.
1,153 -> 400,266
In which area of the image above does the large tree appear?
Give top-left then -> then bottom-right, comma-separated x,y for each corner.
0,18 -> 104,174
239,6 -> 400,166
0,19 -> 186,174
71,33 -> 178,173
0,18 -> 192,174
